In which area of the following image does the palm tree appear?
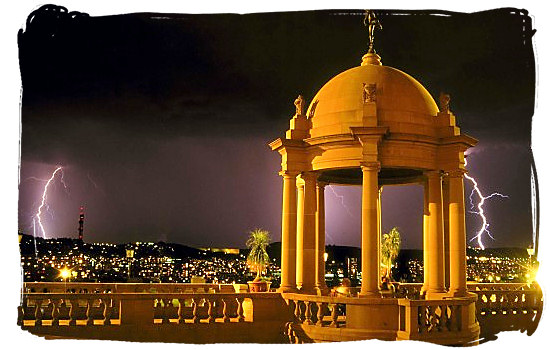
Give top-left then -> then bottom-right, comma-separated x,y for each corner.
381,227 -> 401,280
246,229 -> 271,282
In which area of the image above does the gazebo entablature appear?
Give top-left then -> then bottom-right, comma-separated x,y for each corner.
270,127 -> 477,178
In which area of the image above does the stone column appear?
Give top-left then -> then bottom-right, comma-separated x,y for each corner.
421,179 -> 430,295
448,170 -> 468,297
295,178 -> 305,289
377,186 -> 383,284
426,171 -> 446,298
315,181 -> 329,295
359,162 -> 380,297
443,176 -> 450,290
299,172 -> 318,293
278,171 -> 298,292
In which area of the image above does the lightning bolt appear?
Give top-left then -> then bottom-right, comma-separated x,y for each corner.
464,158 -> 508,250
32,217 -> 38,257
35,166 -> 64,239
327,185 -> 354,217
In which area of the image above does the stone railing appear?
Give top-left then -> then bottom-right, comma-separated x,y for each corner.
397,297 -> 479,344
393,282 -> 423,299
19,286 -> 291,343
467,282 -> 543,338
22,282 -> 239,294
283,292 -> 479,345
18,282 -> 543,343
467,282 -> 541,292
470,283 -> 542,316
284,293 -> 347,331
18,292 -> 246,326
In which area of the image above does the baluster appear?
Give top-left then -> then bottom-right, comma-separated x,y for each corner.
236,297 -> 245,322
526,292 -> 534,314
222,298 -> 230,323
86,298 -> 94,325
428,305 -> 439,332
316,302 -> 325,326
418,305 -> 426,333
294,300 -> 301,322
285,322 -> 295,343
304,301 -> 313,325
177,298 -> 185,324
207,297 -> 216,323
34,298 -> 43,326
329,303 -> 339,328
68,297 -> 77,326
288,300 -> 297,321
448,305 -> 457,332
162,298 -> 171,324
17,304 -> 24,326
102,298 -> 112,325
439,305 -> 448,332
503,293 -> 510,314
59,300 -> 67,322
51,299 -> 60,326
19,292 -> 27,326
192,298 -> 200,323
433,305 -> 441,332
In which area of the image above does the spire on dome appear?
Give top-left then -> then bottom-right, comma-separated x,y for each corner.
363,10 -> 382,54
361,10 -> 383,66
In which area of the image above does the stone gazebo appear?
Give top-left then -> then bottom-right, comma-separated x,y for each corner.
270,37 -> 479,341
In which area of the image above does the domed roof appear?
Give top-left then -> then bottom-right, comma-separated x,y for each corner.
306,54 -> 440,139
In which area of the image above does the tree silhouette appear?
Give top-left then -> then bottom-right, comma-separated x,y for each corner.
381,227 -> 401,280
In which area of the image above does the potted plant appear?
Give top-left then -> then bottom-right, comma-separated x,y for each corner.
246,228 -> 272,292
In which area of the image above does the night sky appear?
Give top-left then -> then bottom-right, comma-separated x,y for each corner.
17,5 -> 537,249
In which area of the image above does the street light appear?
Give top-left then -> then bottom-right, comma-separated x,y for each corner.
59,267 -> 71,292
60,268 -> 71,279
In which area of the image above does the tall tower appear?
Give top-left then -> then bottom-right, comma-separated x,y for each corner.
78,206 -> 84,241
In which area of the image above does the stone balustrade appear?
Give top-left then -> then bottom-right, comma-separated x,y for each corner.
22,282 -> 237,294
19,292 -> 247,326
397,297 -> 479,344
285,293 -> 347,331
18,282 -> 543,343
467,282 -> 543,338
283,292 -> 478,344
19,286 -> 291,343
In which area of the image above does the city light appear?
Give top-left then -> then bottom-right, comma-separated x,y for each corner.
59,267 -> 71,279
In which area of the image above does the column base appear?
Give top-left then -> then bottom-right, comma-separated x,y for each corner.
447,288 -> 468,298
425,289 -> 448,300
277,285 -> 298,293
314,285 -> 330,296
358,290 -> 381,298
419,284 -> 428,298
298,286 -> 317,295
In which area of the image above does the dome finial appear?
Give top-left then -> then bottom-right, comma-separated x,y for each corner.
363,10 -> 382,54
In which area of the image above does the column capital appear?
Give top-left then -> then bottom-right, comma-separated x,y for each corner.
445,169 -> 467,178
360,161 -> 380,172
316,180 -> 328,189
279,170 -> 300,178
300,171 -> 319,182
425,170 -> 444,179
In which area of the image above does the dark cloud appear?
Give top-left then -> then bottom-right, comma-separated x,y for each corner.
18,7 -> 536,248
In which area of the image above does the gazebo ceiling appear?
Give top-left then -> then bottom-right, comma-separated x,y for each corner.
318,167 -> 424,186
